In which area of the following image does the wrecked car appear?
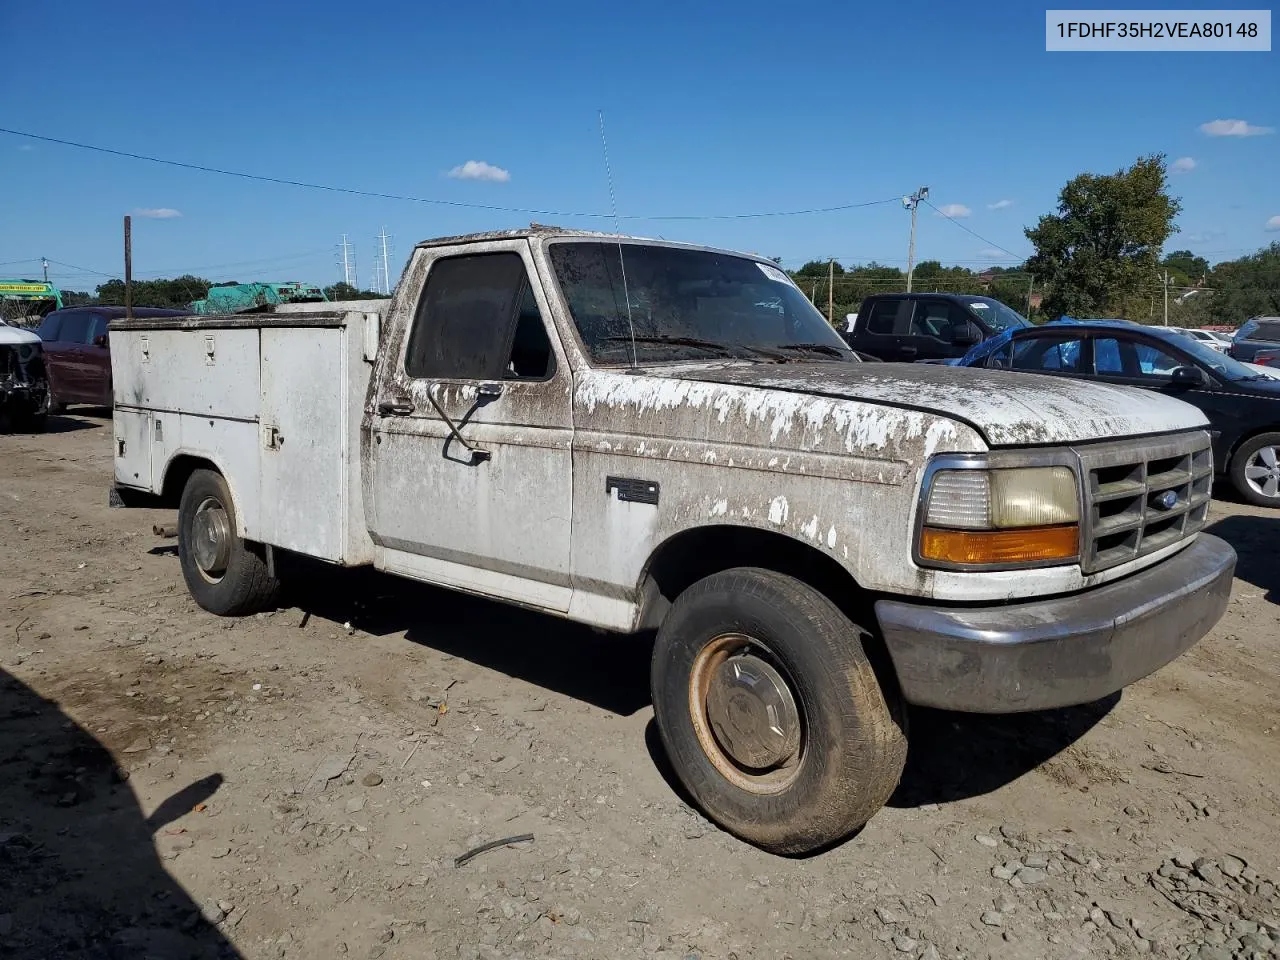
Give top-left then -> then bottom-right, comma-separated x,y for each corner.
0,318 -> 49,432
108,227 -> 1236,855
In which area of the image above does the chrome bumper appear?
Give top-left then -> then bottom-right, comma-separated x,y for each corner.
876,534 -> 1236,713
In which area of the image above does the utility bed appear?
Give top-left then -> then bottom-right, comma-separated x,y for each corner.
110,301 -> 386,565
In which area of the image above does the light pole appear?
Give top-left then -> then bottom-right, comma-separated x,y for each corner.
903,186 -> 929,292
41,257 -> 49,283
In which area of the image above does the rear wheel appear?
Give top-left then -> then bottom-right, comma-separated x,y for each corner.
178,469 -> 280,615
650,567 -> 907,855
1230,432 -> 1280,508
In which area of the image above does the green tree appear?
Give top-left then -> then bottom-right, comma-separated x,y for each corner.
323,281 -> 386,301
1206,242 -> 1280,323
94,275 -> 211,309
1025,155 -> 1181,320
1162,249 -> 1209,287
61,290 -> 95,306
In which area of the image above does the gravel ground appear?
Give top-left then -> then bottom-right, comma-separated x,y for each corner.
2,411 -> 1279,960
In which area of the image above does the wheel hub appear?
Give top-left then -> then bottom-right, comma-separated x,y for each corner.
1245,446 -> 1280,499
191,497 -> 231,579
705,654 -> 801,770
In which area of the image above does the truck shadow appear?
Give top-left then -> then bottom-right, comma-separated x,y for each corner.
1206,513 -> 1278,603
282,560 -> 654,717
888,694 -> 1117,808
0,667 -> 235,959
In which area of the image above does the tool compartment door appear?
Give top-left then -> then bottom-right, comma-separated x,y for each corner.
259,325 -> 349,561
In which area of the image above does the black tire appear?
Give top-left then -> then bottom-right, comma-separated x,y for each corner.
650,567 -> 907,855
48,401 -> 67,415
178,469 -> 280,615
1229,432 -> 1280,508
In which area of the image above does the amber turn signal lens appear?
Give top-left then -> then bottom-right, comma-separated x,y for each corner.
920,524 -> 1079,566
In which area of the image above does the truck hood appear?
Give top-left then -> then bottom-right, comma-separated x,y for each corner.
650,361 -> 1208,446
0,324 -> 41,347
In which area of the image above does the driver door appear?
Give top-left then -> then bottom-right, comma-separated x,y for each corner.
364,242 -> 575,612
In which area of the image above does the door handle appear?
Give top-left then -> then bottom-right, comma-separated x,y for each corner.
900,345 -> 918,357
378,400 -> 414,416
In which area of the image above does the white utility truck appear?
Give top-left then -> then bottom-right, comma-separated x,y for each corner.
110,227 -> 1236,854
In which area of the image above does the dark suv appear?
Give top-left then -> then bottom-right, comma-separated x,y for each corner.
843,293 -> 1031,363
1229,317 -> 1280,362
37,306 -> 186,410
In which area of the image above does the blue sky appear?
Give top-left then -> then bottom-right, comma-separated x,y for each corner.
1,0 -> 1277,292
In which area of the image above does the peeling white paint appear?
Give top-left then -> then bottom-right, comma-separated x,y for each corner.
767,496 -> 789,526
800,515 -> 820,541
709,499 -> 728,517
826,525 -> 837,549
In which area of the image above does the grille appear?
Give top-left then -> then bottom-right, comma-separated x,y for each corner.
1078,431 -> 1213,574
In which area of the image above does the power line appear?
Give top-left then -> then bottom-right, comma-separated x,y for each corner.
922,198 -> 1023,259
0,126 -> 900,222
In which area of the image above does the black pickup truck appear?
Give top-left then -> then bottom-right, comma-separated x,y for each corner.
842,292 -> 1031,363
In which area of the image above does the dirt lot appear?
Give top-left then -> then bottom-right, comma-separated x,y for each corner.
2,412 -> 1279,960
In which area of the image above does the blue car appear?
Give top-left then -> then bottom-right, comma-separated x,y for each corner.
955,319 -> 1280,507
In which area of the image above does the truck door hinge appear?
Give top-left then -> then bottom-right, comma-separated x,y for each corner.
204,335 -> 216,365
264,426 -> 284,450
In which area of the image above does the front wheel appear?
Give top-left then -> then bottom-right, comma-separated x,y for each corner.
1230,432 -> 1280,508
178,469 -> 281,615
650,567 -> 907,855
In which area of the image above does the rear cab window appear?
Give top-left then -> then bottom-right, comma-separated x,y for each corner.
863,299 -> 905,336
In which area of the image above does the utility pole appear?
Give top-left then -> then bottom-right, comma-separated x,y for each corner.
123,216 -> 133,321
377,227 -> 393,295
41,257 -> 49,283
338,235 -> 355,289
1162,270 -> 1169,326
1026,276 -> 1034,317
903,186 -> 929,292
827,258 -> 834,324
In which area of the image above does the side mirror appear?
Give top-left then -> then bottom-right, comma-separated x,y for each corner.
93,334 -> 108,348
953,325 -> 981,347
1170,365 -> 1207,388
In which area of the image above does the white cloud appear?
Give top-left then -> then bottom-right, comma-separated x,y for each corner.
935,203 -> 971,218
133,207 -> 182,219
978,248 -> 1009,259
1199,118 -> 1274,137
1171,156 -> 1197,173
446,160 -> 511,183
1266,215 -> 1280,232
987,199 -> 1014,210
18,143 -> 34,152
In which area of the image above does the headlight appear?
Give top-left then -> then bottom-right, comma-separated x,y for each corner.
918,462 -> 1080,568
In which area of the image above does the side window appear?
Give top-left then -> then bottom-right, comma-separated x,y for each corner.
910,301 -> 958,341
58,312 -> 92,344
864,299 -> 902,335
37,313 -> 62,341
87,315 -> 108,344
404,253 -> 553,381
1093,337 -> 1182,378
506,282 -> 553,379
984,342 -> 1014,369
1008,335 -> 1084,372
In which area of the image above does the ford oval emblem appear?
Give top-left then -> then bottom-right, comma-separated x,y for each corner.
1151,490 -> 1178,510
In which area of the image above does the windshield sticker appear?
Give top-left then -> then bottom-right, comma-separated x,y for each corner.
756,262 -> 792,284
968,302 -> 990,309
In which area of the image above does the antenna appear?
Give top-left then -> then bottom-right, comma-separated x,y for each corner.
598,110 -> 637,368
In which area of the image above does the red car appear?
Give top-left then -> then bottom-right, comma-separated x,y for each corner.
36,306 -> 186,410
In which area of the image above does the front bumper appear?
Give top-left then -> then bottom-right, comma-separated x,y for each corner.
876,534 -> 1236,713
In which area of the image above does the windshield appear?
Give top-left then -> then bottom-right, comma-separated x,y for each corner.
548,241 -> 854,365
1164,331 -> 1264,380
960,297 -> 1030,333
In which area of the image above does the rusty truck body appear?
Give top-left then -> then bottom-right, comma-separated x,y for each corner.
109,227 -> 1236,854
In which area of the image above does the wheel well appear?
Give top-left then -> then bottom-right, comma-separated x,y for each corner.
1225,427 -> 1280,471
638,525 -> 875,631
160,455 -> 220,507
